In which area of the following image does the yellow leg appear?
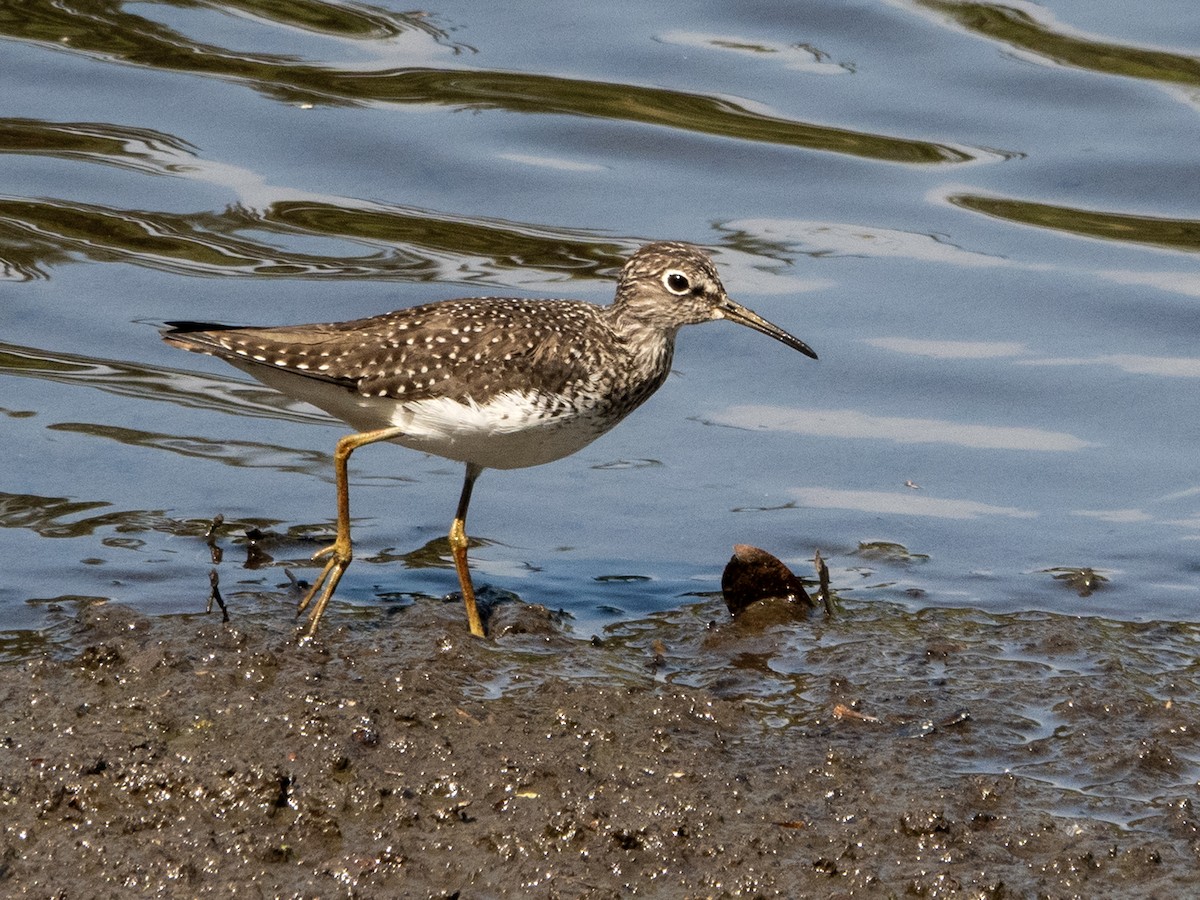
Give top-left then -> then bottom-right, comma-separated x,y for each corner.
297,426 -> 408,639
450,463 -> 486,637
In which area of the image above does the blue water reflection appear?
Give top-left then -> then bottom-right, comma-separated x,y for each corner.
1,0 -> 1198,640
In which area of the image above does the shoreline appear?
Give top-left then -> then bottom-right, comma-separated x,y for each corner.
1,598 -> 1196,896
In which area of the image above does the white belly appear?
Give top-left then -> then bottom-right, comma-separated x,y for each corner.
238,364 -> 617,470
385,391 -> 616,469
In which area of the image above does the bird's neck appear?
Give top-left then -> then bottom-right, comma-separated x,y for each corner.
607,296 -> 680,342
600,305 -> 677,407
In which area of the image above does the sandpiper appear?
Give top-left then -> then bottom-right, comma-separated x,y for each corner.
163,241 -> 817,637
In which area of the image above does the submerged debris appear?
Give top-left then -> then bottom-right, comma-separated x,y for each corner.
243,527 -> 274,569
855,540 -> 929,564
1046,566 -> 1108,597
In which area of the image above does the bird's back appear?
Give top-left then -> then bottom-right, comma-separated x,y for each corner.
164,296 -> 676,469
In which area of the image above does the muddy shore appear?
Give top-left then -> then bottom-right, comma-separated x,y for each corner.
2,594 -> 1197,897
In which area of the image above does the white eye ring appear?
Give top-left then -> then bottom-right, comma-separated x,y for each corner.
663,270 -> 691,295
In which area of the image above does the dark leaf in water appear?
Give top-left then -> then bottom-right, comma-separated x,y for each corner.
721,544 -> 814,618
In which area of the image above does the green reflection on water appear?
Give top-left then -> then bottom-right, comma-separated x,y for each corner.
950,194 -> 1200,252
0,339 -> 324,423
0,193 -> 626,281
47,422 -> 333,477
265,202 -> 628,277
181,0 -> 432,41
0,118 -> 195,174
920,1 -> 1200,87
0,493 -> 111,536
1,1 -> 972,163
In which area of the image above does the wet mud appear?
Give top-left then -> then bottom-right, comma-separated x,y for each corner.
1,595 -> 1198,897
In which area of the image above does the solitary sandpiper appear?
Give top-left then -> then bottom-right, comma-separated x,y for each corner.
163,241 -> 817,638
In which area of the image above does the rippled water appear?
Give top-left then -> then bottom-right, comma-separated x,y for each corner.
2,0 -> 1199,645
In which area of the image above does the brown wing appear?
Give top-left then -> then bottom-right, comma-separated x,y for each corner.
163,297 -> 616,406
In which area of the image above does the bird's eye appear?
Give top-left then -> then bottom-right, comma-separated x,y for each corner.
664,271 -> 690,294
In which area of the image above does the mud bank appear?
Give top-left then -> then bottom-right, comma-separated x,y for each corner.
1,596 -> 1197,897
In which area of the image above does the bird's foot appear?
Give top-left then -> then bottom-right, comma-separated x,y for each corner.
295,540 -> 352,639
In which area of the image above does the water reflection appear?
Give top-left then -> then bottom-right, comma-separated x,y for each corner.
46,422 -> 333,477
0,339 -> 325,423
723,217 -> 1011,264
1101,270 -> 1200,298
948,194 -> 1200,253
864,337 -> 1027,359
915,0 -> 1200,90
198,0 -> 457,43
3,1 -> 978,162
0,490 -> 195,539
1022,353 -> 1200,378
710,404 -> 1093,451
0,118 -> 196,175
658,31 -> 856,76
789,487 -> 1037,520
4,0 -> 1199,653
0,191 -> 629,283
0,195 -> 434,280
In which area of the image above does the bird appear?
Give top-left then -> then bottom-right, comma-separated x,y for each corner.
162,241 -> 817,638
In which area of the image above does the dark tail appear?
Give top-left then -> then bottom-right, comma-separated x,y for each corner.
162,320 -> 231,335
161,321 -> 233,353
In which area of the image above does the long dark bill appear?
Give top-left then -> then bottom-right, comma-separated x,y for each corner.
718,298 -> 818,360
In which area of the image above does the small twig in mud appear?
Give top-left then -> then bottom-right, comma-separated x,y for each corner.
895,708 -> 971,739
814,549 -> 835,617
206,569 -> 229,622
833,703 -> 881,723
835,702 -> 972,738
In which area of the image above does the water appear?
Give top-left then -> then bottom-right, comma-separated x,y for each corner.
2,0 -> 1199,643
